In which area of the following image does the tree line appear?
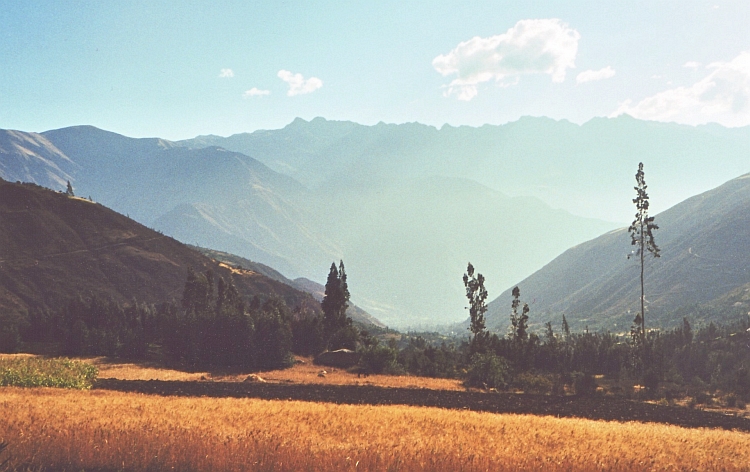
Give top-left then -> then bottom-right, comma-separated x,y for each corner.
3,262 -> 358,371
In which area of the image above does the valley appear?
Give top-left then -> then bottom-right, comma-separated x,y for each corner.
4,4 -> 750,471
4,117 -> 750,328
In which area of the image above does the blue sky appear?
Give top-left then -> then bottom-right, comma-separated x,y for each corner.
1,1 -> 749,140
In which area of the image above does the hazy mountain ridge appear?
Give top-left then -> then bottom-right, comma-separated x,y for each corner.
179,115 -> 750,223
485,173 -> 750,332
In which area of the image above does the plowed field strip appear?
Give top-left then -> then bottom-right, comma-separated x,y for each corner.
95,378 -> 750,432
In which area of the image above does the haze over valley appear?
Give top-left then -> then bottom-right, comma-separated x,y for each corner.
3,115 -> 750,329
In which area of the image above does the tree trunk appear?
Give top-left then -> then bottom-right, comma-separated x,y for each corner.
640,222 -> 646,348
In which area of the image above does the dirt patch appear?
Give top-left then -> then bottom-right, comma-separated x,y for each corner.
94,378 -> 750,432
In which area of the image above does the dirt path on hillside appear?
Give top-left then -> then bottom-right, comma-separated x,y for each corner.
95,378 -> 750,432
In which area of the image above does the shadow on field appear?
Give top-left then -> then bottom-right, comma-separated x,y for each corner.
95,379 -> 750,432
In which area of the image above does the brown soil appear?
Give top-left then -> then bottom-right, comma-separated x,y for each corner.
94,378 -> 750,433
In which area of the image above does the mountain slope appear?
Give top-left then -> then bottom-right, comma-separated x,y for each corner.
38,126 -> 342,280
0,179 -> 320,321
188,246 -> 385,328
485,173 -> 750,332
0,130 -> 78,191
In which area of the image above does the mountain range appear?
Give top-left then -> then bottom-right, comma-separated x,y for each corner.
2,116 -> 749,328
179,115 -> 750,224
1,121 -> 616,327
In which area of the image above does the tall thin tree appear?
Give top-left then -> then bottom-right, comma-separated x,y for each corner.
510,286 -> 529,343
628,162 -> 660,347
463,262 -> 488,353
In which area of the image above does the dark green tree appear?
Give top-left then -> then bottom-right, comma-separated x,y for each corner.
253,296 -> 293,369
561,314 -> 571,340
628,162 -> 660,348
321,260 -> 352,348
65,180 -> 75,196
463,262 -> 489,353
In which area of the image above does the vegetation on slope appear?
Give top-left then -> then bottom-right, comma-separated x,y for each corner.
0,178 -> 321,352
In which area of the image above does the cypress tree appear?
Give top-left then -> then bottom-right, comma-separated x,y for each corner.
321,260 -> 351,348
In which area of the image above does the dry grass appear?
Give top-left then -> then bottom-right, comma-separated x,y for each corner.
1,388 -> 749,471
91,358 -> 208,381
88,355 -> 466,391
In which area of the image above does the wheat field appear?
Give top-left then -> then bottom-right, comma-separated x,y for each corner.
91,355 -> 466,391
1,387 -> 749,471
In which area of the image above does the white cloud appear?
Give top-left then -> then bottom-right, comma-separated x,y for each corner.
242,87 -> 270,98
612,51 -> 750,127
683,61 -> 701,69
432,18 -> 580,101
576,66 -> 616,84
219,68 -> 234,78
277,70 -> 323,96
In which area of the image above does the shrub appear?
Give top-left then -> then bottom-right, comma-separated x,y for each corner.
359,344 -> 403,375
0,357 -> 98,389
329,325 -> 358,351
572,372 -> 597,396
725,393 -> 738,408
516,372 -> 553,394
694,391 -> 712,405
465,353 -> 510,390
642,369 -> 660,392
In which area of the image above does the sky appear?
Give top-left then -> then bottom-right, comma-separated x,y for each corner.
1,1 -> 750,140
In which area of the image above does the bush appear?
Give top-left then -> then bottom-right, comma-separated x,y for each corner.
465,353 -> 511,390
359,344 -> 403,375
642,369 -> 660,391
694,391 -> 712,405
725,393 -> 738,408
516,372 -> 553,394
573,372 -> 597,396
0,357 -> 98,389
329,325 -> 358,351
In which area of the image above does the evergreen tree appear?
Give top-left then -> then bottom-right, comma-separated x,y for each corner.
321,260 -> 351,348
561,314 -> 571,340
628,162 -> 660,348
65,180 -> 74,196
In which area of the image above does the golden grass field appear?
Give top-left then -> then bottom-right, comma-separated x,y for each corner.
91,355 -> 467,391
2,355 -> 750,471
1,387 -> 750,471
